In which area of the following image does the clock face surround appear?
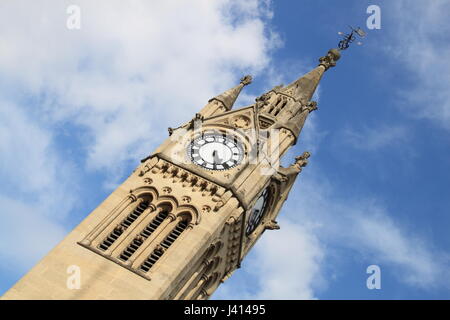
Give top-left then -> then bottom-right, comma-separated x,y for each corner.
188,132 -> 244,171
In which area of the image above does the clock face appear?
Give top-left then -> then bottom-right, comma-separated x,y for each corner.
246,187 -> 270,236
188,132 -> 244,170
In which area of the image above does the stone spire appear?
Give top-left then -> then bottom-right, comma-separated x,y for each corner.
280,48 -> 340,104
259,48 -> 341,148
208,75 -> 252,111
196,75 -> 252,119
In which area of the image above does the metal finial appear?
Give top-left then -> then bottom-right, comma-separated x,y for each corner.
337,26 -> 366,50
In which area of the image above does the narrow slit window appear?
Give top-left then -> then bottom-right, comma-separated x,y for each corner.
139,220 -> 188,272
98,200 -> 150,251
119,210 -> 169,261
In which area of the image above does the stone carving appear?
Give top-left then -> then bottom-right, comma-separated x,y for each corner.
273,172 -> 288,183
188,113 -> 204,130
232,115 -> 251,129
139,163 -> 153,176
202,205 -> 211,213
319,48 -> 341,70
304,101 -> 318,113
170,113 -> 204,135
259,117 -> 274,129
162,186 -> 172,194
275,151 -> 311,181
240,75 -> 253,85
220,271 -> 233,283
264,220 -> 280,231
143,178 -> 153,185
182,196 -> 191,204
291,151 -> 310,173
255,92 -> 271,109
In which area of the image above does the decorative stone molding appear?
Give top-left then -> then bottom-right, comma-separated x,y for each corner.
181,196 -> 191,204
231,115 -> 251,129
220,271 -> 233,283
255,92 -> 271,109
143,178 -> 153,185
258,116 -> 274,129
319,48 -> 341,70
224,214 -> 242,272
201,205 -> 211,214
162,186 -> 172,194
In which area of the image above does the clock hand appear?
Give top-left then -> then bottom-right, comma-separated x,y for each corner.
212,150 -> 222,163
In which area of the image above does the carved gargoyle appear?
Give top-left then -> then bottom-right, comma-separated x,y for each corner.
304,101 -> 318,113
293,151 -> 310,171
284,151 -> 311,175
255,92 -> 271,109
264,220 -> 280,231
273,151 -> 311,183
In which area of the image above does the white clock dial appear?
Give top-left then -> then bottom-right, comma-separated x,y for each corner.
188,133 -> 244,170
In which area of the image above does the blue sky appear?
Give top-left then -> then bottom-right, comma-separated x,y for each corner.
1,0 -> 449,299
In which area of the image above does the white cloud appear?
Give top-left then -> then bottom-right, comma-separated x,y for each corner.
0,0 -> 277,176
0,100 -> 77,219
387,0 -> 450,129
0,196 -> 68,268
281,166 -> 449,292
246,220 -> 325,299
0,0 -> 278,289
220,1 -> 450,299
349,209 -> 445,288
341,124 -> 409,151
215,116 -> 448,299
0,100 -> 74,273
213,218 -> 325,300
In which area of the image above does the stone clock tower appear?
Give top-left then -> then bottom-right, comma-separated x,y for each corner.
2,49 -> 340,300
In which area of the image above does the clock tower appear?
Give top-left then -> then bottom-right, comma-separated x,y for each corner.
2,48 -> 340,300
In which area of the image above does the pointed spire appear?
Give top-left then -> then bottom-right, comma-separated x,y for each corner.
280,49 -> 340,104
263,49 -> 341,148
209,75 -> 252,111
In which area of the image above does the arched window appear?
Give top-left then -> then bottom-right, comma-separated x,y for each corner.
79,191 -> 196,281
118,209 -> 169,261
139,218 -> 189,273
98,198 -> 150,251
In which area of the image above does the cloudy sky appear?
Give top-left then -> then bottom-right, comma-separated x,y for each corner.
1,0 -> 449,299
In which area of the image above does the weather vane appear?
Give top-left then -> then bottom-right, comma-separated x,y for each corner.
337,26 -> 366,50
